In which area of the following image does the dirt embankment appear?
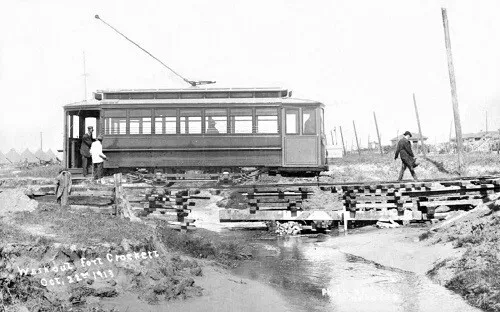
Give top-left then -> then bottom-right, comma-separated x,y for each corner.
1,235 -> 205,311
424,198 -> 500,312
0,188 -> 287,312
326,196 -> 500,312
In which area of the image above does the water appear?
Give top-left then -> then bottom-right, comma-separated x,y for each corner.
230,232 -> 480,312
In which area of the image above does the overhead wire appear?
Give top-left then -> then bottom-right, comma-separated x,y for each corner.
95,15 -> 213,87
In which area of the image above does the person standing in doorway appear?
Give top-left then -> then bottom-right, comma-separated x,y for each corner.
394,131 -> 418,181
80,126 -> 94,177
90,135 -> 107,182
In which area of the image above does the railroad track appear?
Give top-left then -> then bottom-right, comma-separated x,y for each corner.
3,174 -> 500,230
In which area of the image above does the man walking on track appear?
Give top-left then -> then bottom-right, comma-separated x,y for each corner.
395,131 -> 418,181
80,126 -> 94,177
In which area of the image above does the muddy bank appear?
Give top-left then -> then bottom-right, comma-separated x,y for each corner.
324,226 -> 463,275
424,199 -> 500,312
0,189 -> 289,311
0,238 -> 204,311
324,199 -> 500,312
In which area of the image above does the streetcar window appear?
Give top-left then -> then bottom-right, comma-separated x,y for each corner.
230,108 -> 252,134
286,109 -> 299,134
155,109 -> 177,134
205,92 -> 229,99
180,109 -> 202,134
205,109 -> 227,134
180,93 -> 203,99
105,118 -> 126,135
130,110 -> 152,134
129,118 -> 140,134
130,93 -> 154,99
156,93 -> 180,99
256,108 -> 278,134
155,118 -> 163,134
142,118 -> 151,134
255,91 -> 280,98
230,92 -> 253,98
302,108 -> 316,134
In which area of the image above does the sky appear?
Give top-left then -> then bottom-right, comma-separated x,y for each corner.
1,0 -> 499,153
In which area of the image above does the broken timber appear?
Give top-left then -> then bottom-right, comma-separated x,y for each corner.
220,178 -> 500,223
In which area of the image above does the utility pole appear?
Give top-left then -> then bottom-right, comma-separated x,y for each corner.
40,132 -> 43,151
442,8 -> 464,174
83,51 -> 89,101
485,111 -> 488,132
373,112 -> 383,155
449,120 -> 453,142
353,120 -> 361,155
330,130 -> 334,145
498,129 -> 500,155
413,93 -> 426,157
339,126 -> 346,156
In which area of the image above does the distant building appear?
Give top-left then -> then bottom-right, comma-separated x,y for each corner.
450,131 -> 499,143
451,131 -> 500,152
390,132 -> 428,147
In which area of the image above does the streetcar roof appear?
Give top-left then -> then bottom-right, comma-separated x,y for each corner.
64,88 -> 324,109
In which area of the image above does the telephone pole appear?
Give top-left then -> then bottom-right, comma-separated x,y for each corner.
373,112 -> 383,155
339,126 -> 346,156
353,120 -> 361,155
442,8 -> 464,174
413,93 -> 426,157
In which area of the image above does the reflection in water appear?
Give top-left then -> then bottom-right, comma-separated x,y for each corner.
232,234 -> 480,312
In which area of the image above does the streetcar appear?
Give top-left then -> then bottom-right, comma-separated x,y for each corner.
63,87 -> 327,177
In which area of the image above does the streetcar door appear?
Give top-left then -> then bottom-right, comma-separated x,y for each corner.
64,109 -> 100,170
283,107 -> 319,166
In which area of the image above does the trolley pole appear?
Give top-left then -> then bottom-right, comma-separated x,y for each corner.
442,8 -> 464,174
413,93 -> 426,158
83,51 -> 89,101
353,120 -> 361,156
339,126 -> 346,156
373,112 -> 383,155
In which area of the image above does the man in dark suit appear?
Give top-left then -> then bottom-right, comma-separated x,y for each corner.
80,126 -> 94,177
394,131 -> 418,181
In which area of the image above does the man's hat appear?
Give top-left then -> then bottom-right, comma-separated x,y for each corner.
97,135 -> 103,140
87,126 -> 94,130
403,131 -> 412,137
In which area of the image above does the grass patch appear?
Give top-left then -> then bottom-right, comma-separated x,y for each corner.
13,164 -> 63,178
446,267 -> 500,312
156,224 -> 250,266
327,152 -> 500,182
418,231 -> 433,241
431,211 -> 500,312
0,221 -> 40,244
9,202 -> 154,245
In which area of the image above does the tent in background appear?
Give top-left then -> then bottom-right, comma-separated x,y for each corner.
20,149 -> 38,163
5,149 -> 22,163
35,149 -> 50,162
0,151 -> 9,165
46,149 -> 58,162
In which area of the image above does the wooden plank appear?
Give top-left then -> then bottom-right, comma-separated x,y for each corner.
69,205 -> 115,213
349,209 -> 415,221
219,209 -> 341,222
348,203 -> 414,209
419,199 -> 483,207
